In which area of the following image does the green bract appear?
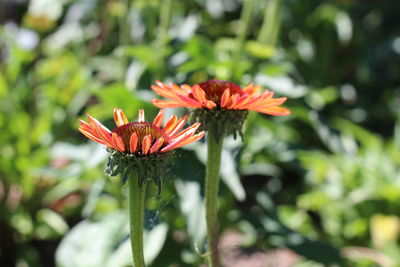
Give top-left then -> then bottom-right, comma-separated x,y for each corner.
191,108 -> 249,142
105,148 -> 173,194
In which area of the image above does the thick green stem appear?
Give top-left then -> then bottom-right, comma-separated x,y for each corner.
205,131 -> 224,267
129,173 -> 147,267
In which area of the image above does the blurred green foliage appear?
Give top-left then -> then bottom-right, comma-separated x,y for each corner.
1,0 -> 400,266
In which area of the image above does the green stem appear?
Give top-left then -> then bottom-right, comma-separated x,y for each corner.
257,0 -> 282,47
232,0 -> 256,80
205,131 -> 224,267
129,173 -> 147,267
155,0 -> 173,79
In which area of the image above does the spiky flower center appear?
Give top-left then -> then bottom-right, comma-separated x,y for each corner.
197,79 -> 243,104
112,122 -> 170,151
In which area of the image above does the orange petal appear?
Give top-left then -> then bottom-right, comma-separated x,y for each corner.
175,93 -> 202,108
230,94 -> 249,109
138,109 -> 145,122
169,122 -> 200,141
227,93 -> 240,109
78,127 -> 106,145
113,108 -> 129,127
130,132 -> 138,153
112,133 -> 125,152
150,137 -> 164,153
255,106 -> 291,116
163,115 -> 177,133
87,113 -> 111,134
235,94 -> 262,109
242,84 -> 261,95
142,134 -> 152,154
167,115 -> 188,137
204,100 -> 216,109
86,113 -> 114,148
152,110 -> 165,128
192,84 -> 207,103
160,127 -> 200,153
220,89 -> 231,108
152,99 -> 185,108
173,131 -> 205,149
151,84 -> 176,99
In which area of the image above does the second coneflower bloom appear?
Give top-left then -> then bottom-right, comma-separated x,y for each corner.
151,79 -> 290,140
78,108 -> 204,189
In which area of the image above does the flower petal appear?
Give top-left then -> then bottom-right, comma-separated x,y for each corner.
113,108 -> 129,127
172,131 -> 205,149
175,93 -> 202,108
138,109 -> 145,122
169,122 -> 200,141
112,133 -> 125,152
142,134 -> 152,154
163,115 -> 177,133
167,115 -> 188,137
255,105 -> 291,116
204,100 -> 217,109
129,132 -> 138,153
78,126 -> 106,145
152,99 -> 184,108
152,110 -> 165,128
150,137 -> 164,154
220,89 -> 231,108
192,84 -> 207,103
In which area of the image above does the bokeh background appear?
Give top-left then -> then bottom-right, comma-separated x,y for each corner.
1,0 -> 400,266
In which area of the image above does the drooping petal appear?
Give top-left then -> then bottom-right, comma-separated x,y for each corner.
163,115 -> 178,133
192,84 -> 207,103
138,109 -> 145,122
220,89 -> 231,108
172,131 -> 205,149
152,99 -> 185,108
151,84 -> 177,99
129,132 -> 138,153
204,100 -> 217,109
78,126 -> 106,145
161,127 -> 200,153
175,93 -> 203,108
152,110 -> 165,128
150,137 -> 164,154
167,115 -> 188,137
142,134 -> 152,154
87,113 -> 111,134
112,133 -> 125,152
86,114 -> 114,148
255,105 -> 291,116
169,122 -> 200,141
227,93 -> 240,109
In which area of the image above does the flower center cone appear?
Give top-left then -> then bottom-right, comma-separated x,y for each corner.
112,122 -> 170,153
197,79 -> 243,104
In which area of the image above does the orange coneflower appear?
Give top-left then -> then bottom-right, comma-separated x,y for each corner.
78,108 -> 204,187
151,79 -> 290,115
151,79 -> 290,140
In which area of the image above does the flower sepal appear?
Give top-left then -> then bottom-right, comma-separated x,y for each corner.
105,148 -> 173,194
191,108 -> 248,142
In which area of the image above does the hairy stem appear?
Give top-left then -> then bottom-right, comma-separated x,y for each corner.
205,131 -> 224,267
129,173 -> 147,267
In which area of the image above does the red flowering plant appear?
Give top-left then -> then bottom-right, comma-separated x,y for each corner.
151,79 -> 290,267
78,108 -> 204,267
